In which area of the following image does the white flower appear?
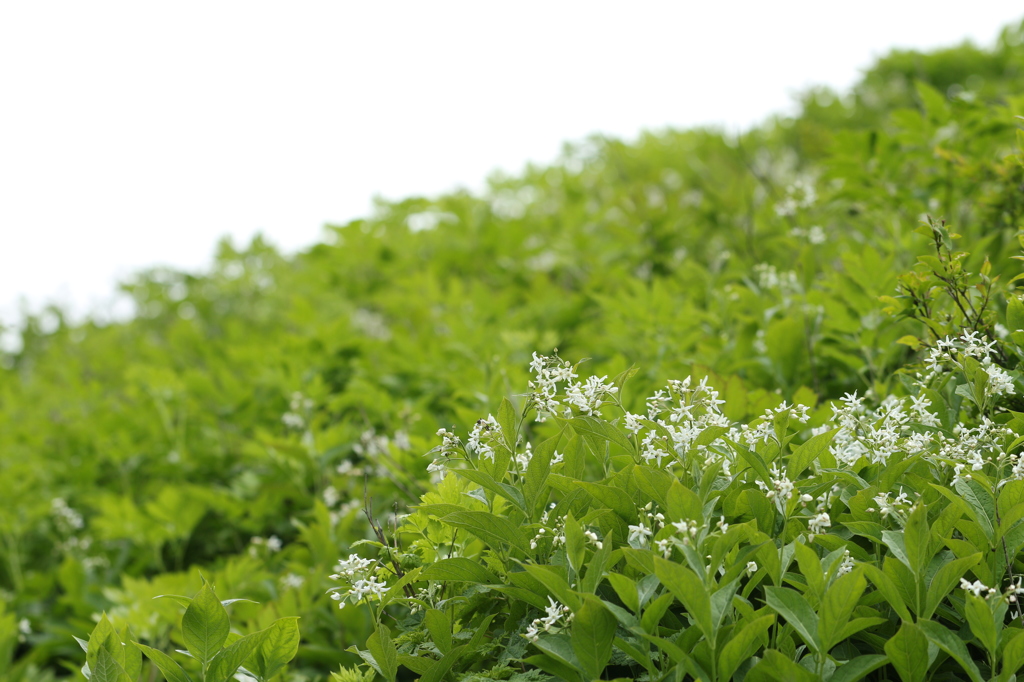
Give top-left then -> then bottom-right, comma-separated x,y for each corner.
837,551 -> 855,576
745,561 -> 758,576
627,522 -> 653,548
808,513 -> 830,536
426,458 -> 447,480
961,578 -> 995,598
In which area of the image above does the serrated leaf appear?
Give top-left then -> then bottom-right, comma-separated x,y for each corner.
423,610 -> 452,655
243,616 -> 300,682
366,624 -> 398,682
91,646 -> 129,682
133,642 -> 193,682
181,583 -> 229,666
207,628 -> 269,682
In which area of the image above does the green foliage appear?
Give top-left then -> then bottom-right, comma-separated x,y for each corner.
79,581 -> 299,682
2,17 -> 1024,681
334,341 -> 1024,681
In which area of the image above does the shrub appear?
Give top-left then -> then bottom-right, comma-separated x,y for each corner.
335,330 -> 1024,681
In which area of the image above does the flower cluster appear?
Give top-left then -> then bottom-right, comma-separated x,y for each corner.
282,391 -> 314,430
565,374 -> 619,416
774,178 -> 817,217
524,597 -> 574,642
467,415 -> 501,461
51,498 -> 84,533
327,554 -> 388,609
924,331 -> 1016,402
530,505 -> 565,550
637,377 -> 731,468
528,353 -> 577,421
829,392 -> 937,467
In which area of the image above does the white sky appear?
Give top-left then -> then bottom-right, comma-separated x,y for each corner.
1,1 -> 1023,334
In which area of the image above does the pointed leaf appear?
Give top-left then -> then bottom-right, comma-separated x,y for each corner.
243,616 -> 300,682
133,642 -> 193,682
571,597 -> 616,680
764,586 -> 821,653
366,624 -> 398,682
653,557 -> 713,640
917,620 -> 984,682
884,621 -> 929,682
181,583 -> 229,665
717,615 -> 774,681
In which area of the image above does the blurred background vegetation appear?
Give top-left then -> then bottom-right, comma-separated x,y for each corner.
2,19 -> 1024,680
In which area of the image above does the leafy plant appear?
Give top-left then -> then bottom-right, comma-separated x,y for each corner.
333,340 -> 1024,680
77,580 -> 299,682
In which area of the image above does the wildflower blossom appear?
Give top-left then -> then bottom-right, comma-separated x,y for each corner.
627,522 -> 653,548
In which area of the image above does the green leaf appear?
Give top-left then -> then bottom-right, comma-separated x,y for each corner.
902,503 -> 931,576
181,583 -> 230,666
653,558 -> 713,640
133,642 -> 193,682
829,654 -> 890,682
120,628 -> 142,681
747,649 -> 818,682
423,610 -> 452,655
641,592 -> 674,634
954,479 -> 996,540
923,553 -> 981,619
1008,296 -> 1024,335
440,510 -> 531,554
531,633 -> 581,673
576,481 -> 636,522
523,654 -> 580,682
717,614 -> 774,681
91,646 -> 129,682
497,396 -> 517,451
86,615 -> 123,676
243,616 -> 300,682
524,434 -> 559,514
570,415 -> 633,454
787,428 -> 837,478
571,597 -> 616,680
819,570 -> 866,651
207,628 -> 269,682
1003,629 -> 1024,676
580,529 -> 613,594
764,586 -> 821,653
633,465 -> 673,508
564,513 -> 586,575
666,479 -> 703,522
419,557 -> 498,584
963,593 -> 998,656
884,621 -> 929,682
522,564 -> 580,611
606,573 -> 639,613
366,624 -> 398,682
454,468 -> 527,514
419,644 -> 467,682
917,619 -> 985,682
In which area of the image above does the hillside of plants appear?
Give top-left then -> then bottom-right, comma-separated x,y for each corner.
4,21 -> 1024,682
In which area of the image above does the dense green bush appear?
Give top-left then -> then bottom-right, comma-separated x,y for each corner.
2,18 -> 1024,681
336,320 -> 1024,680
